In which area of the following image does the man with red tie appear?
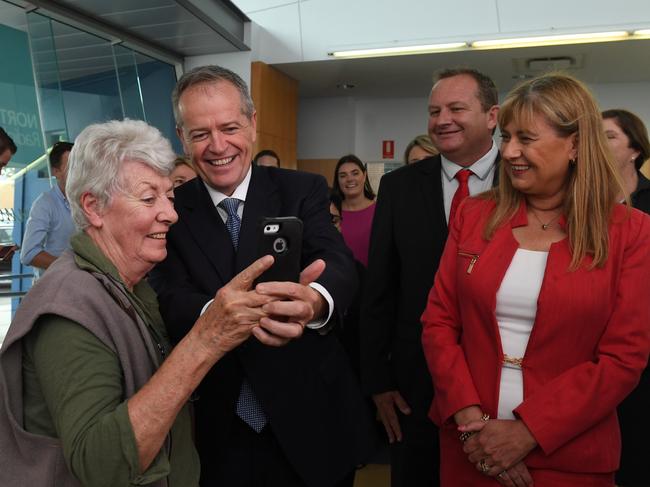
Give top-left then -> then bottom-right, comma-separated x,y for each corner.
360,68 -> 499,487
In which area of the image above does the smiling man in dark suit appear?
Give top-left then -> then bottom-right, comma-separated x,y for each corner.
150,65 -> 375,487
360,68 -> 500,487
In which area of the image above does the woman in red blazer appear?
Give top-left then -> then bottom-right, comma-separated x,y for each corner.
421,73 -> 650,487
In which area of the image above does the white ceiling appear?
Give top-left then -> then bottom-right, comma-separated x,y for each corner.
1,0 -> 249,64
232,0 -> 650,99
274,38 -> 650,99
1,0 -> 250,84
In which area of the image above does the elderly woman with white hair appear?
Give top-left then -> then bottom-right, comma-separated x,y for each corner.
0,119 -> 309,487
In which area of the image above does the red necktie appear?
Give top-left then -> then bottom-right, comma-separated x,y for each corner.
449,169 -> 472,225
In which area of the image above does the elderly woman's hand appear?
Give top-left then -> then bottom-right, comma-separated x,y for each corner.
253,259 -> 327,333
194,255 -> 283,355
460,419 -> 537,480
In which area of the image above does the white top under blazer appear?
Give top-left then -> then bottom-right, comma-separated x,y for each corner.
495,248 -> 549,420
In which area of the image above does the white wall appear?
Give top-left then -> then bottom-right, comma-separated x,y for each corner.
233,0 -> 650,64
298,81 -> 650,162
297,97 -> 358,159
591,82 -> 650,125
298,94 -> 430,163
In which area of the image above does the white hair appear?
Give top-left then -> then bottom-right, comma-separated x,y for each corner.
66,119 -> 176,229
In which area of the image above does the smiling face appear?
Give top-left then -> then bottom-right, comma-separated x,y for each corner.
603,117 -> 639,172
427,74 -> 498,166
177,81 -> 256,196
93,161 -> 177,285
500,114 -> 577,200
337,162 -> 366,200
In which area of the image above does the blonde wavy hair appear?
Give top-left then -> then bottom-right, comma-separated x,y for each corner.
484,73 -> 626,269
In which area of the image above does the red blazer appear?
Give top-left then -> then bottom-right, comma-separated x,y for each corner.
421,197 -> 650,480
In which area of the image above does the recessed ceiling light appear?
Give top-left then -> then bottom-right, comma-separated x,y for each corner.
329,42 -> 467,59
472,31 -> 629,49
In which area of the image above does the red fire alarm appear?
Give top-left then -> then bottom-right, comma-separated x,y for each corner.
382,140 -> 394,159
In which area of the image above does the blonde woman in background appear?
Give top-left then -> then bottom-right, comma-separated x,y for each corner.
170,156 -> 197,188
404,134 -> 438,164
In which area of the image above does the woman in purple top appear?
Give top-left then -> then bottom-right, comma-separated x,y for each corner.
332,155 -> 376,267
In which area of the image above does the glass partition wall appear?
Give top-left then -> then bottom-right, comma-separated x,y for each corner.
0,1 -> 180,343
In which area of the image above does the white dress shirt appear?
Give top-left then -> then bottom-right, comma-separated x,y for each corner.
440,142 -> 499,222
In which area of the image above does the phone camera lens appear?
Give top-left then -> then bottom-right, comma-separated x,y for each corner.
273,237 -> 287,254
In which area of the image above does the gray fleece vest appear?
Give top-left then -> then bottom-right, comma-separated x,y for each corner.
0,251 -> 165,486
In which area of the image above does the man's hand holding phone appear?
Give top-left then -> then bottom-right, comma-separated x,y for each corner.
250,216 -> 328,341
254,259 -> 327,338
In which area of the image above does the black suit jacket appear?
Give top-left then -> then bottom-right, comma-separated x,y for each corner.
631,171 -> 650,214
616,170 -> 650,484
150,166 -> 376,487
360,154 -> 499,421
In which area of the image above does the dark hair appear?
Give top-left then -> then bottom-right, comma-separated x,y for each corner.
602,109 -> 650,170
49,141 -> 73,169
332,154 -> 375,201
172,65 -> 255,128
0,127 -> 17,155
434,67 -> 498,111
253,149 -> 280,167
329,191 -> 343,215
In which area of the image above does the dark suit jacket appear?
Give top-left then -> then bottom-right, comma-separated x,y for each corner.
616,171 -> 650,485
360,154 -> 499,422
150,166 -> 376,487
631,170 -> 650,214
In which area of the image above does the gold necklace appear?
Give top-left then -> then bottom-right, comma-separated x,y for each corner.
529,208 -> 562,230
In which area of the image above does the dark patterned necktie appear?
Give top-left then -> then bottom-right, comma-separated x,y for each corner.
218,198 -> 268,432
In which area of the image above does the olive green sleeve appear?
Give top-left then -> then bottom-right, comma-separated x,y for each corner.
25,316 -> 171,487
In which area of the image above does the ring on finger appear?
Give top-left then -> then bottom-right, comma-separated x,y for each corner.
498,471 -> 507,479
479,459 -> 490,473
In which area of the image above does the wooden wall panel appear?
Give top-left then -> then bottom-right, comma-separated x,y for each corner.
250,61 -> 298,170
256,133 -> 296,170
297,159 -> 338,187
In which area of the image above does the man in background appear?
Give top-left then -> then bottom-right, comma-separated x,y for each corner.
20,141 -> 75,278
361,68 -> 500,487
0,127 -> 16,174
253,149 -> 281,167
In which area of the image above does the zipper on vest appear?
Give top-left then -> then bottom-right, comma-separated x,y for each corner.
156,342 -> 167,360
458,251 -> 479,274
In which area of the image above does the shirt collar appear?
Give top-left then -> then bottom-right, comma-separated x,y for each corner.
440,141 -> 498,181
53,183 -> 69,207
203,165 -> 252,207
